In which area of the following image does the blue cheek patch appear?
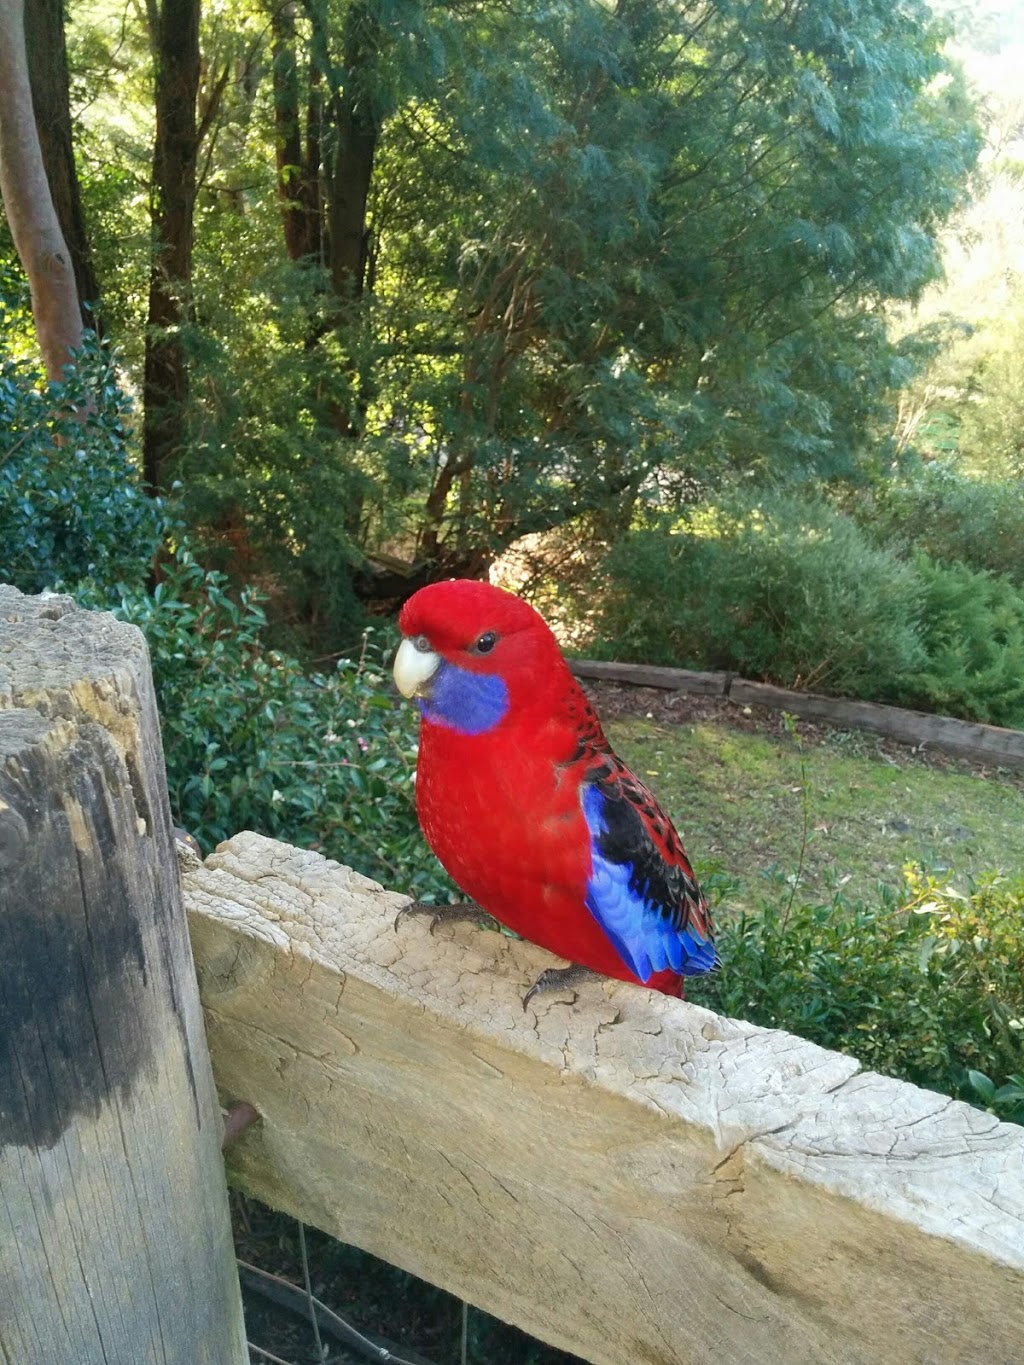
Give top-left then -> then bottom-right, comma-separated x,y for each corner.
581,784 -> 717,982
420,660 -> 510,736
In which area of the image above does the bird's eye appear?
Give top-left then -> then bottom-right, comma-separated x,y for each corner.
473,631 -> 498,655
412,634 -> 432,653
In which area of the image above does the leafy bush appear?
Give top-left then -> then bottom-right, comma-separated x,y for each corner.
0,330 -> 168,599
895,556 -> 1024,727
588,493 -> 926,698
690,868 -> 1024,1125
585,486 -> 1024,726
954,309 -> 1024,482
106,553 -> 452,899
860,463 -> 1024,586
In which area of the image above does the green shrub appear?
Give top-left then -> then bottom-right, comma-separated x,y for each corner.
860,463 -> 1024,587
586,487 -> 1024,727
690,868 -> 1024,1125
0,333 -> 168,598
106,553 -> 452,899
895,556 -> 1024,727
589,493 -> 925,698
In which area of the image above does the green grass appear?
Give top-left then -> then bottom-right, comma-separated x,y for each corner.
605,716 -> 1024,906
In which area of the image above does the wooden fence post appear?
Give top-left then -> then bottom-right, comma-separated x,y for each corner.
0,586 -> 247,1364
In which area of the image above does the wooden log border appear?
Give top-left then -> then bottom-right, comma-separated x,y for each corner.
570,659 -> 1024,769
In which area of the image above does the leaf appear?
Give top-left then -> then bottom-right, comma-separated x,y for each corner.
967,1070 -> 997,1103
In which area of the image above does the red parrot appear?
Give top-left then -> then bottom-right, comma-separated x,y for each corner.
393,579 -> 718,1002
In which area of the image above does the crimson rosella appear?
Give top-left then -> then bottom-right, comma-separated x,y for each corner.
393,579 -> 718,1002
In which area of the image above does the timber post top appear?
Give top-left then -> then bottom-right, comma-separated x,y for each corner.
0,584 -> 248,1365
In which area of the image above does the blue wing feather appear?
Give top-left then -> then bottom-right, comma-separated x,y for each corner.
581,780 -> 718,983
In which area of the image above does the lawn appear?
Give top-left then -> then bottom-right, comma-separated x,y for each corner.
601,707 -> 1024,908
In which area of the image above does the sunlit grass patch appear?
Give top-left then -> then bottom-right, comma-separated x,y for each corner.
605,715 -> 1024,906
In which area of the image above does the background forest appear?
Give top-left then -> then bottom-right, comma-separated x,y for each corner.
5,0 -> 1024,720
5,0 -> 1024,723
0,0 -> 1015,635
3,1 -> 1024,1356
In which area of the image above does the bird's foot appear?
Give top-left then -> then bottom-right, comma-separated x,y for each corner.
394,899 -> 498,936
522,963 -> 603,1011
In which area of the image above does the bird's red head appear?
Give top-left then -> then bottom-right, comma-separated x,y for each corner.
394,579 -> 571,733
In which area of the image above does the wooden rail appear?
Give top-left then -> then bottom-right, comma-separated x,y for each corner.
0,587 -> 247,1365
570,659 -> 1024,768
184,832 -> 1024,1365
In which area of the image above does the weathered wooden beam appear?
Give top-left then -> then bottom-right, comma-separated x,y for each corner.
728,678 -> 1024,767
185,832 -> 1024,1365
0,586 -> 247,1365
570,659 -> 730,695
569,658 -> 1024,768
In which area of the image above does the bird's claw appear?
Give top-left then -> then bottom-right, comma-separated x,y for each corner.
394,900 -> 440,935
522,963 -> 603,1011
394,900 -> 496,936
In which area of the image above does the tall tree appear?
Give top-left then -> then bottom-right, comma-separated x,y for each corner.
324,0 -> 379,320
0,0 -> 82,379
271,1 -> 322,264
154,0 -> 980,642
24,0 -> 103,331
307,0 -> 388,446
376,0 -> 982,570
143,0 -> 201,493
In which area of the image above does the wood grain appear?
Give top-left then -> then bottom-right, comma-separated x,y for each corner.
0,586 -> 247,1365
186,831 -> 1024,1365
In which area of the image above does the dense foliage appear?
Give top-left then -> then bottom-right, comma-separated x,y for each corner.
11,0 -> 976,646
587,494 -> 927,698
691,867 -> 1024,1125
861,463 -> 1024,586
103,553 -> 453,900
580,484 -> 1024,728
907,555 -> 1024,726
0,318 -> 167,597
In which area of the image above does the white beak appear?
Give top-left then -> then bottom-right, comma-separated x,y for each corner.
394,635 -> 441,699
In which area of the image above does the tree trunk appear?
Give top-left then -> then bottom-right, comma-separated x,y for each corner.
325,2 -> 377,313
0,0 -> 83,380
143,0 -> 201,494
0,586 -> 248,1364
271,0 -> 322,264
313,0 -> 379,445
23,0 -> 103,332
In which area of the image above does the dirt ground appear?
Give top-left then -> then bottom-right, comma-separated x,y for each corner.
583,678 -> 1024,784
